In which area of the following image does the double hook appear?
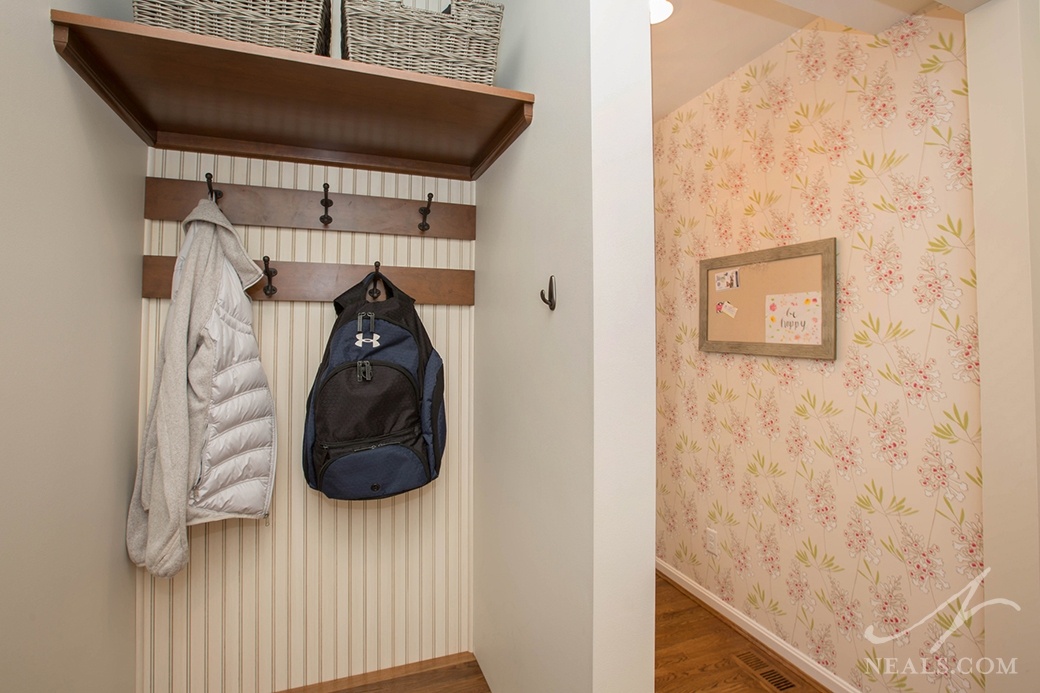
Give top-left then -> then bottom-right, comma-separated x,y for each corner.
319,183 -> 333,225
206,173 -> 223,202
262,256 -> 277,297
418,193 -> 433,232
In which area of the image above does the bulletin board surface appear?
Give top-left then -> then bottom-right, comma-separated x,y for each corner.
698,238 -> 836,359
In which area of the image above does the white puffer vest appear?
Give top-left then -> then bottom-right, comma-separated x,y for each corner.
183,236 -> 277,523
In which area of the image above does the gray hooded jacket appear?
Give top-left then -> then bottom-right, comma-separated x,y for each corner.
127,199 -> 276,578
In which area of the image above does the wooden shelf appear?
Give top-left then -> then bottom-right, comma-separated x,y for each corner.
51,10 -> 534,181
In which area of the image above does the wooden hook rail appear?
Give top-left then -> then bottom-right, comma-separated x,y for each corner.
144,177 -> 476,240
142,256 -> 474,305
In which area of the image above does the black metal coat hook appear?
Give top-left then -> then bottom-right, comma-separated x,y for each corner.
319,183 -> 333,225
262,256 -> 278,297
418,193 -> 434,232
368,261 -> 383,300
540,275 -> 557,311
206,173 -> 223,202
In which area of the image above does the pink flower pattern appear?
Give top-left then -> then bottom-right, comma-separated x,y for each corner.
780,135 -> 808,179
947,315 -> 980,385
829,577 -> 863,641
751,125 -> 775,173
862,230 -> 904,294
844,508 -> 881,564
867,401 -> 909,470
740,473 -> 762,516
913,253 -> 962,313
838,187 -> 875,238
906,76 -> 953,135
918,438 -> 968,501
786,561 -> 815,613
900,521 -> 950,593
820,119 -> 856,165
858,64 -> 898,129
939,124 -> 973,191
758,525 -> 782,578
772,482 -> 803,535
833,34 -> 868,84
807,472 -> 838,531
869,575 -> 910,644
653,10 -> 981,688
807,625 -> 837,672
890,174 -> 940,230
785,416 -> 814,465
765,77 -> 794,118
734,95 -> 754,132
836,274 -> 863,322
951,513 -> 984,579
896,346 -> 947,408
757,388 -> 781,440
919,622 -> 971,693
827,422 -> 865,481
882,16 -> 931,58
801,168 -> 832,227
716,445 -> 736,493
795,30 -> 826,83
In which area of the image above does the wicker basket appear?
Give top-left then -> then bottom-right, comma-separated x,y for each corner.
342,0 -> 503,85
132,0 -> 332,55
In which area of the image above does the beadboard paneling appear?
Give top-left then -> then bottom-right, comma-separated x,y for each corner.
136,147 -> 474,693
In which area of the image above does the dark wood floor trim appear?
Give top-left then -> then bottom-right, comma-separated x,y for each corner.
275,652 -> 488,693
656,569 -> 831,693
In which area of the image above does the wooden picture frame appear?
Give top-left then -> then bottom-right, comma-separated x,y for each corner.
698,238 -> 836,360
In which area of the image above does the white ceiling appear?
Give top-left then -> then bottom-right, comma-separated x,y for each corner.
649,0 -> 990,122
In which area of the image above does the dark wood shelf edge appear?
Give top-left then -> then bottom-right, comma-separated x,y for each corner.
51,9 -> 535,181
53,23 -> 158,145
143,256 -> 475,306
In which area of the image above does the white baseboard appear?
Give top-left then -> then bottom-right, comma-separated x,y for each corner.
656,558 -> 857,693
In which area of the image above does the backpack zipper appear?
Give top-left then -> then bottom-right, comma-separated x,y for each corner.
316,428 -> 419,488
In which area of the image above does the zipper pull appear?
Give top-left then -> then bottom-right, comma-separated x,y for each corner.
357,312 -> 364,333
356,360 -> 372,381
368,311 -> 376,333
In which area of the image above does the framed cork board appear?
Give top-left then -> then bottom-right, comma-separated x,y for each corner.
698,238 -> 836,359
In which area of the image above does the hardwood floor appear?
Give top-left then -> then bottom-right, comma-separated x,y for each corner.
655,574 -> 824,692
281,573 -> 825,692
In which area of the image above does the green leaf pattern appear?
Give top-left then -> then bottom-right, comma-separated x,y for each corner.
653,12 -> 983,689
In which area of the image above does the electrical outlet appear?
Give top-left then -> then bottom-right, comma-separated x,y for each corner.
706,527 -> 719,556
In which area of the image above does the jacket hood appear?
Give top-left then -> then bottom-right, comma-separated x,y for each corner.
183,198 -> 264,290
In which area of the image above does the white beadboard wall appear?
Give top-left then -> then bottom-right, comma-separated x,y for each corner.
136,147 -> 475,693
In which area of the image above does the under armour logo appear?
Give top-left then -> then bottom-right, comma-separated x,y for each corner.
355,333 -> 381,347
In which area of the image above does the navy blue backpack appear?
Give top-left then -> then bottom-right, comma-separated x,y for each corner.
303,270 -> 445,500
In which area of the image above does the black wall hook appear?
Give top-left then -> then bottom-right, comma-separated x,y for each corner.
262,256 -> 278,297
540,275 -> 557,311
206,173 -> 223,202
418,193 -> 434,232
368,261 -> 383,300
319,183 -> 333,225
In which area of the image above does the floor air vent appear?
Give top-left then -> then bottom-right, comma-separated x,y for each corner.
732,651 -> 798,691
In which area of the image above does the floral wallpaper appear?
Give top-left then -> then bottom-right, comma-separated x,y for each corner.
654,8 -> 984,691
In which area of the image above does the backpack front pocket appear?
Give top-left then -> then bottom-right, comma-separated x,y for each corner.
315,427 -> 429,499
309,359 -> 430,498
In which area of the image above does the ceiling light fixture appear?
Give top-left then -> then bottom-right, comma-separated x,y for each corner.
649,0 -> 674,25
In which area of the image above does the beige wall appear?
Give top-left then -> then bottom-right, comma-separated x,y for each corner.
966,0 -> 1040,688
474,1 -> 657,692
0,1 -> 143,692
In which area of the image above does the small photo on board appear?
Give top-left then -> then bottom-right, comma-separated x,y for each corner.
714,269 -> 740,291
